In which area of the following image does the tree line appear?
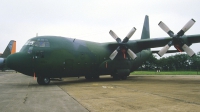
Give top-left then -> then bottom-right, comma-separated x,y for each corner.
139,52 -> 200,71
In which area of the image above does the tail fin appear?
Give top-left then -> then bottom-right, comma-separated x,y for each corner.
141,15 -> 150,39
0,40 -> 16,58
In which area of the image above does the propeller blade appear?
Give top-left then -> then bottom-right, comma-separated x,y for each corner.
158,44 -> 171,57
158,21 -> 171,33
158,21 -> 174,37
122,27 -> 137,43
109,30 -> 121,43
177,19 -> 196,36
109,50 -> 118,60
127,49 -> 137,60
182,44 -> 195,57
126,27 -> 137,39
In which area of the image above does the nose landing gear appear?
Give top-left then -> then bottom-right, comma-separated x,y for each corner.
37,76 -> 50,85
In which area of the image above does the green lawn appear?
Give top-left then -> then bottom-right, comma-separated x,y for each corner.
131,71 -> 200,75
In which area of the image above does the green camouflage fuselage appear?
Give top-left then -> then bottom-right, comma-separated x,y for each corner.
7,36 -> 151,78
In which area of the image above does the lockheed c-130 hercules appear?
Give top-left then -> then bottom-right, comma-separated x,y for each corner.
4,15 -> 200,85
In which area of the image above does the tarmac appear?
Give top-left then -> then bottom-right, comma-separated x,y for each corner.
0,72 -> 88,112
1,72 -> 200,112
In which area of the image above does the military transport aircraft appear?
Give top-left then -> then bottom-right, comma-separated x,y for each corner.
5,15 -> 200,85
0,40 -> 16,71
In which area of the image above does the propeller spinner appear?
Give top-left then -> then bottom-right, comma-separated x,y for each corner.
158,19 -> 196,57
109,27 -> 137,60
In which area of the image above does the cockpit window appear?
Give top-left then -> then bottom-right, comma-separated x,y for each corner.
29,41 -> 35,45
35,38 -> 50,47
27,47 -> 33,54
25,40 -> 35,45
24,39 -> 50,47
34,41 -> 50,47
45,42 -> 50,47
40,41 -> 46,47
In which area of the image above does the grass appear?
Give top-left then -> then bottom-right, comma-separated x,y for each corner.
130,71 -> 200,75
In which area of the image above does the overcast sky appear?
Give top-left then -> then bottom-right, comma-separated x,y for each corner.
1,0 -> 200,57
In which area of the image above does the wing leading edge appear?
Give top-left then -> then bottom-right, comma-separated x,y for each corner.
133,34 -> 200,53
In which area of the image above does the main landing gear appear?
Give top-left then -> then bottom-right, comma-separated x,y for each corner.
37,76 -> 50,85
112,69 -> 130,80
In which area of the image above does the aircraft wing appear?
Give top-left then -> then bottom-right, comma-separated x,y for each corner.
134,37 -> 171,50
187,34 -> 200,44
104,34 -> 200,58
134,34 -> 200,51
104,34 -> 200,52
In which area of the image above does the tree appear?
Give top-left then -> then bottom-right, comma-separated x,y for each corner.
140,52 -> 200,71
141,54 -> 157,71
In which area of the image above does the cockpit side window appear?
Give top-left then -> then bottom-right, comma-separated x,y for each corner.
28,47 -> 33,54
34,41 -> 40,47
25,40 -> 35,46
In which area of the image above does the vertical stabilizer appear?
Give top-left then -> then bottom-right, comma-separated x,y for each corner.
141,15 -> 150,39
0,40 -> 16,58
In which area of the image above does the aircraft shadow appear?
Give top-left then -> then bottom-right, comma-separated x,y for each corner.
53,76 -> 122,85
52,75 -> 200,86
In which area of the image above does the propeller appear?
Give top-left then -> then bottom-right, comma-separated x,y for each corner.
158,19 -> 196,57
109,27 -> 137,60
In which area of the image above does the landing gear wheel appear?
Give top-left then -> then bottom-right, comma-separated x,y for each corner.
37,77 -> 50,85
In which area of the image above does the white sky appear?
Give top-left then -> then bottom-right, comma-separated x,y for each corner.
1,0 -> 200,57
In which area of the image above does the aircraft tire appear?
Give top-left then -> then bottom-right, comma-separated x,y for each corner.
37,77 -> 50,85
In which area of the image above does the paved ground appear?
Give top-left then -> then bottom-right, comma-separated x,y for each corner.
1,72 -> 200,112
0,72 -> 88,112
58,75 -> 200,112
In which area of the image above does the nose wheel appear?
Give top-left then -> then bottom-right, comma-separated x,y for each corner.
37,76 -> 50,85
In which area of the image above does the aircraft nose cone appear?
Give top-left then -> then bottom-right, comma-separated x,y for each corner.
7,53 -> 24,70
7,53 -> 32,75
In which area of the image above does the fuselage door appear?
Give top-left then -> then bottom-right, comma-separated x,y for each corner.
31,38 -> 51,75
